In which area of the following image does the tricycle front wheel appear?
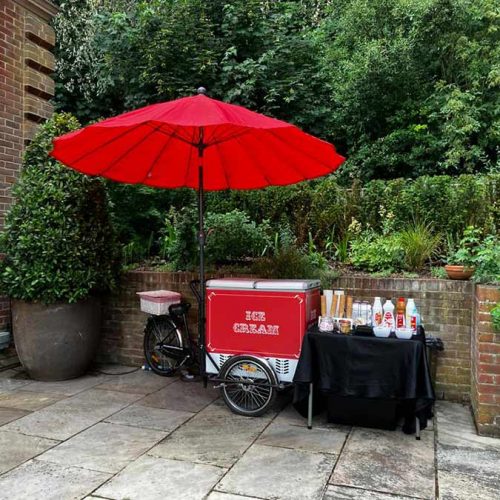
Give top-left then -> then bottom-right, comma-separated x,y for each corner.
219,355 -> 277,417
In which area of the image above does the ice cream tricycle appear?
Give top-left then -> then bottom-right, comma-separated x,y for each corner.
139,278 -> 320,416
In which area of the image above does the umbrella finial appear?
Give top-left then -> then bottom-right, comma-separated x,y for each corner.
197,87 -> 207,95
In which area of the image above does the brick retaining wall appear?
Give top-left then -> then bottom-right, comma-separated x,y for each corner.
472,285 -> 500,437
101,272 -> 474,403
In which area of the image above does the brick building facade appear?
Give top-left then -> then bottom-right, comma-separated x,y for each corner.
0,0 -> 58,329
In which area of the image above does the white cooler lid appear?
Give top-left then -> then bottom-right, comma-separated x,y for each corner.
206,278 -> 258,289
254,279 -> 320,291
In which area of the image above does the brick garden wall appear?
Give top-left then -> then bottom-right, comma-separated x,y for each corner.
0,0 -> 58,329
100,272 -> 474,403
471,286 -> 500,437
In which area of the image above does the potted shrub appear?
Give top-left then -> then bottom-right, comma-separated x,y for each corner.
0,113 -> 119,380
444,226 -> 478,280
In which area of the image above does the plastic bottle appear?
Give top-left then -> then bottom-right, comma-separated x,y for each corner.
383,299 -> 395,331
410,301 -> 420,334
406,299 -> 415,330
396,297 -> 406,329
372,297 -> 383,326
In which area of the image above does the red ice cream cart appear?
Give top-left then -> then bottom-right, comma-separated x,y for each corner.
205,278 -> 320,415
140,278 -> 320,416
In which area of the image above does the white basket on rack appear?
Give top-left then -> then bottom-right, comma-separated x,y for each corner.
137,290 -> 181,316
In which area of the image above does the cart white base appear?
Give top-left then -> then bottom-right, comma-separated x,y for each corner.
205,353 -> 298,383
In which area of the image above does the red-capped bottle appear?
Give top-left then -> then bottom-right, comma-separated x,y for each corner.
396,297 -> 406,329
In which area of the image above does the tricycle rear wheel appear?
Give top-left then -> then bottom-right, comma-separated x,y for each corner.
143,315 -> 183,377
219,355 -> 277,417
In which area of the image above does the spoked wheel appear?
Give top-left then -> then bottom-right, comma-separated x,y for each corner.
219,355 -> 277,417
143,315 -> 184,377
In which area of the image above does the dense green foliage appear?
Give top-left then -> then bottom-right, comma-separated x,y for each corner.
492,303 -> 500,332
51,0 -> 499,281
0,114 -> 119,303
205,174 -> 499,247
54,0 -> 499,180
115,172 -> 498,273
204,210 -> 271,263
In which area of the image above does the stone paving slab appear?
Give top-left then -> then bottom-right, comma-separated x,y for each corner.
148,401 -> 272,468
38,422 -> 166,474
94,454 -> 225,500
0,370 -> 32,393
0,407 -> 29,426
436,401 -> 500,493
2,388 -> 142,440
96,369 -> 175,395
216,444 -> 336,500
436,401 -> 500,450
0,430 -> 59,475
323,485 -> 413,499
139,379 -> 219,412
21,374 -> 106,396
0,390 -> 64,411
257,421 -> 347,455
331,427 -> 435,499
0,459 -> 110,500
104,404 -> 194,432
437,468 -> 500,500
207,492 -> 263,500
274,404 -> 351,432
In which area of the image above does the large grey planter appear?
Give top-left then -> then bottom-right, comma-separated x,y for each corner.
12,298 -> 101,381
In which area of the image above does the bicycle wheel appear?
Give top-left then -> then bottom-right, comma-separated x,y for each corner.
219,355 -> 277,417
143,315 -> 184,377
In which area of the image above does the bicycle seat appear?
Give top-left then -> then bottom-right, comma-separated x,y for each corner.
169,302 -> 191,317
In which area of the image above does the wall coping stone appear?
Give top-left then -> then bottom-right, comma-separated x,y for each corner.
13,0 -> 58,21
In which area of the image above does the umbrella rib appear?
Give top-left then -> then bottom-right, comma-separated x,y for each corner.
267,129 -> 335,172
232,133 -> 274,186
214,140 -> 231,189
98,124 -> 164,176
140,125 -> 181,183
69,123 -> 145,166
182,128 -> 197,187
150,123 -> 197,146
207,129 -> 250,148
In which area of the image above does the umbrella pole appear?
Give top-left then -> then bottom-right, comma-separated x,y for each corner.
197,135 -> 207,386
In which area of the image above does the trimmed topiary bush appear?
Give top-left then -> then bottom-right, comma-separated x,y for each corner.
0,113 -> 119,304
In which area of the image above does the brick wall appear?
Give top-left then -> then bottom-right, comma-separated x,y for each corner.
0,0 -> 57,329
472,285 -> 500,437
100,271 -> 256,367
100,272 -> 474,403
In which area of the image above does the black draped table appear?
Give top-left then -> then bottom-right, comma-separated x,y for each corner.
293,326 -> 435,436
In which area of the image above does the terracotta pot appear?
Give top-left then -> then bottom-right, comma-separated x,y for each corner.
12,298 -> 101,381
444,265 -> 475,280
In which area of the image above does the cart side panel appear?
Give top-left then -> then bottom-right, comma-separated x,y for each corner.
206,288 -> 319,359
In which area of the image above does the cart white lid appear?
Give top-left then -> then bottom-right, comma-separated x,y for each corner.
254,279 -> 320,291
206,278 -> 258,289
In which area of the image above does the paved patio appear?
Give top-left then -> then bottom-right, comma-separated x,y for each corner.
0,365 -> 498,500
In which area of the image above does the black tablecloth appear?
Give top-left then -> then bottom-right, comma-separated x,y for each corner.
293,327 -> 435,433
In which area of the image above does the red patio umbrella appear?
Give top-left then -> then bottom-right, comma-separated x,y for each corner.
50,88 -> 345,374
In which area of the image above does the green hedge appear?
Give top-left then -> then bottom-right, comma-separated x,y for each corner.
206,174 -> 499,248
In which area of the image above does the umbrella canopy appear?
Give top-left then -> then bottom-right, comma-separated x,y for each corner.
50,90 -> 344,190
50,88 -> 345,379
